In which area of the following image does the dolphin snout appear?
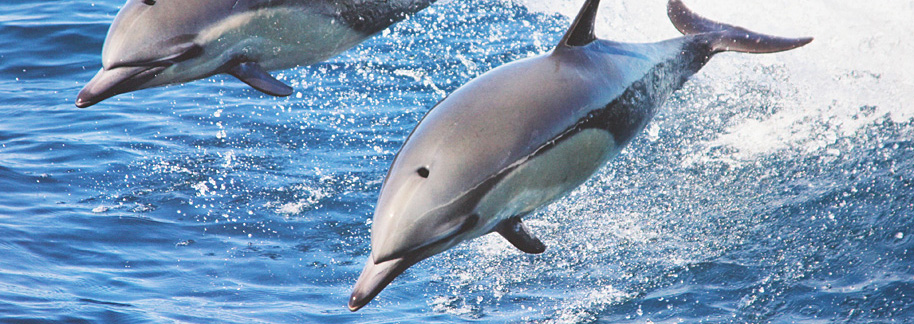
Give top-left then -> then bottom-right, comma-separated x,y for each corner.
76,65 -> 164,108
348,256 -> 412,311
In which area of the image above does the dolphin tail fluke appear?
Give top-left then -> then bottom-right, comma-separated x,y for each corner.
667,0 -> 812,54
557,0 -> 601,47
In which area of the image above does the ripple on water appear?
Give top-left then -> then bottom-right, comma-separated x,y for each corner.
1,0 -> 913,322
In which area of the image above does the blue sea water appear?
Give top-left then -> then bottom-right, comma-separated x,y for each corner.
2,0 -> 913,322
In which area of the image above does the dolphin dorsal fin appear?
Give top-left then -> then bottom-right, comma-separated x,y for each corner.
558,0 -> 602,48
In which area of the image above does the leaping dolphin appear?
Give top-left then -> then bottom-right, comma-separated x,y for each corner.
75,0 -> 437,108
348,0 -> 811,311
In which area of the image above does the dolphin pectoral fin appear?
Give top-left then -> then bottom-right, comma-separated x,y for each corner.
496,216 -> 546,254
227,62 -> 294,97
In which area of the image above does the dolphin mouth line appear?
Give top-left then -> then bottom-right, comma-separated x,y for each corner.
108,43 -> 203,71
349,214 -> 483,311
75,65 -> 167,108
373,213 -> 480,264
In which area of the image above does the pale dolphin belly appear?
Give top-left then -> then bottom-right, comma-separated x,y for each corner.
475,129 -> 619,228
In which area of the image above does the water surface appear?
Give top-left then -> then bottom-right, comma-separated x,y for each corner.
1,0 -> 912,322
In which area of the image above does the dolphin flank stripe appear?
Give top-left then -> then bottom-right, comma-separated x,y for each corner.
584,41 -> 710,145
519,41 -> 710,166
243,0 -> 435,35
337,0 -> 438,35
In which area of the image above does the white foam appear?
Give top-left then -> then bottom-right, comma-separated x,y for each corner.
266,183 -> 330,215
684,0 -> 914,160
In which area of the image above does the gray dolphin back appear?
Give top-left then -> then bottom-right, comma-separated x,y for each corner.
667,0 -> 812,54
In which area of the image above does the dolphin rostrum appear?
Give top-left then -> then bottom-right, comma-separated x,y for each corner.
348,0 -> 811,311
75,0 -> 438,108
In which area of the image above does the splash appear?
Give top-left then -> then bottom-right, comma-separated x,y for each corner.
526,0 -> 914,162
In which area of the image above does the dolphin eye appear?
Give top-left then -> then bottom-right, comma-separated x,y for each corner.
143,0 -> 156,5
417,167 -> 430,178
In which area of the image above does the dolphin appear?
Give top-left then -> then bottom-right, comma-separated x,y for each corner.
348,0 -> 811,311
75,0 -> 438,108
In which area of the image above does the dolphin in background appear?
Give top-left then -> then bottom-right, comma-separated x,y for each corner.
75,0 -> 438,108
348,0 -> 811,311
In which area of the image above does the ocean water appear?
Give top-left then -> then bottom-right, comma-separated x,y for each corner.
1,0 -> 913,322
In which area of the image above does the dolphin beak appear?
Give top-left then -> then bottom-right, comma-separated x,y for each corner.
348,255 -> 413,311
75,65 -> 165,108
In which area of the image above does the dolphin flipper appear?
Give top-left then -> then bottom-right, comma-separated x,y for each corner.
228,62 -> 294,97
496,216 -> 546,254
